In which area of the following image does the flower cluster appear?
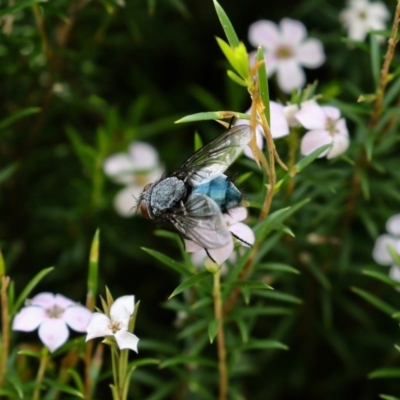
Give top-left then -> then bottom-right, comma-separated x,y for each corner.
238,100 -> 349,161
372,214 -> 400,282
185,207 -> 255,266
103,142 -> 163,217
12,293 -> 92,353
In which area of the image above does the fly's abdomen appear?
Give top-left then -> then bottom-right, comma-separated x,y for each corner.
193,176 -> 241,213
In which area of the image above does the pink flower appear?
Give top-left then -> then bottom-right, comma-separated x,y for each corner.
185,207 -> 255,266
86,295 -> 139,352
236,101 -> 290,160
12,293 -> 92,353
372,214 -> 400,284
340,0 -> 390,42
248,18 -> 325,93
296,104 -> 349,159
103,142 -> 163,217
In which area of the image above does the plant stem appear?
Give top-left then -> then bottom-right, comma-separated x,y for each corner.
32,347 -> 49,400
213,270 -> 227,400
285,128 -> 299,196
0,276 -> 10,389
371,0 -> 400,127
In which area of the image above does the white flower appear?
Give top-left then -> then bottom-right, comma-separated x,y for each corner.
103,142 -> 163,217
248,18 -> 325,93
235,101 -> 290,160
296,104 -> 349,159
340,0 -> 390,42
283,99 -> 318,127
185,207 -> 255,265
86,295 -> 139,352
12,293 -> 92,353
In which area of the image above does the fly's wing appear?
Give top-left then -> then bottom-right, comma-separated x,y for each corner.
170,193 -> 231,249
174,125 -> 252,186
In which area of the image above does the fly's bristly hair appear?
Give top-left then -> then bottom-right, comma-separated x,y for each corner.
135,172 -> 168,210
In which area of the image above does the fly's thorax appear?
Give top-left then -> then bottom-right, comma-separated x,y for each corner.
150,177 -> 186,217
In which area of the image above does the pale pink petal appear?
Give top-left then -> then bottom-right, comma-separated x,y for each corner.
225,207 -> 247,224
30,293 -> 55,308
229,222 -> 255,247
271,114 -> 290,138
300,129 -> 333,157
296,38 -> 325,68
207,239 -> 234,265
103,154 -> 136,184
38,318 -> 69,353
114,331 -> 139,352
295,104 -> 327,130
110,295 -> 135,324
369,3 -> 390,20
113,185 -> 141,217
54,294 -> 75,309
12,306 -> 47,331
86,313 -> 112,339
128,142 -> 158,170
386,214 -> 400,236
280,18 -> 307,45
334,118 -> 348,136
373,234 -> 398,265
264,52 -> 278,76
63,305 -> 92,332
390,265 -> 400,283
248,20 -> 281,50
283,104 -> 300,127
190,249 -> 208,266
327,132 -> 349,159
322,106 -> 341,121
185,239 -> 203,253
348,19 -> 368,41
276,59 -> 305,93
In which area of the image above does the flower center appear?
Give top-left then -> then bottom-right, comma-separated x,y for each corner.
46,305 -> 65,318
109,321 -> 121,334
358,10 -> 367,20
275,45 -> 293,59
325,118 -> 338,136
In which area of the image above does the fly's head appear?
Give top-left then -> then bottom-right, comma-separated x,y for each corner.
138,182 -> 155,219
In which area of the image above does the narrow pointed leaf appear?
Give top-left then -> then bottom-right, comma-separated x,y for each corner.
257,263 -> 300,274
362,269 -> 400,286
351,287 -> 397,316
227,70 -> 247,86
257,47 -> 270,125
208,319 -> 220,344
369,368 -> 400,379
229,281 -> 273,290
169,270 -> 211,298
213,0 -> 239,46
160,355 -> 218,368
88,229 -> 100,306
233,339 -> 288,351
175,111 -> 250,124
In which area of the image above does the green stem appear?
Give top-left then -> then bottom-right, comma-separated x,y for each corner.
110,345 -> 120,400
32,347 -> 49,400
213,270 -> 227,400
285,128 -> 299,196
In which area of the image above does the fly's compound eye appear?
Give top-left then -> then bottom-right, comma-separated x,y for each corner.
143,183 -> 153,192
140,202 -> 151,219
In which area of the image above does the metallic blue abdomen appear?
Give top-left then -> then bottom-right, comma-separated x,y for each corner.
192,176 -> 241,213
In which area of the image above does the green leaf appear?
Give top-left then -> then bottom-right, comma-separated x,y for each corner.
88,229 -> 100,304
256,47 -> 270,126
43,379 -> 84,398
370,33 -> 381,88
17,349 -> 41,358
127,358 -> 160,368
233,339 -> 288,351
384,76 -> 400,107
0,250 -> 5,278
0,107 -> 41,130
0,163 -> 18,185
66,127 -> 96,174
369,368 -> 400,379
194,132 -> 203,151
362,269 -> 400,286
228,280 -> 273,290
380,395 -> 400,400
305,260 -> 331,290
175,111 -> 249,124
253,290 -> 303,304
227,70 -> 247,86
67,369 -> 85,394
351,287 -> 397,316
159,355 -> 217,368
11,267 -> 54,315
208,319 -> 220,344
236,306 -> 293,317
169,270 -> 211,298
177,320 -> 208,339
257,263 -> 300,274
142,247 -> 192,277
213,0 -> 239,47
6,375 -> 24,399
